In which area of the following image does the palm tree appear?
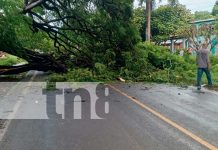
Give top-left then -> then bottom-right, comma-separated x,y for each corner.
139,0 -> 179,41
145,0 -> 152,41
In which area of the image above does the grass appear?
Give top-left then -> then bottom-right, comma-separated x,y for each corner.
0,54 -> 26,82
0,55 -> 24,66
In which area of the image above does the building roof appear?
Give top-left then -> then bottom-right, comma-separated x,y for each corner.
161,39 -> 184,45
190,18 -> 216,24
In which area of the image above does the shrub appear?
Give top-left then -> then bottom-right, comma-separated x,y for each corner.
48,42 -> 218,86
94,63 -> 116,80
48,67 -> 116,82
67,69 -> 95,82
120,42 -> 202,84
48,74 -> 67,82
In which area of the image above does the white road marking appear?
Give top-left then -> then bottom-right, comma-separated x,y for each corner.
0,72 -> 36,141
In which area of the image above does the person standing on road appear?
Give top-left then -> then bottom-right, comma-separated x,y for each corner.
196,43 -> 212,90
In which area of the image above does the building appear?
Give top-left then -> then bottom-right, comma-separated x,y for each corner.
161,38 -> 188,53
161,18 -> 217,55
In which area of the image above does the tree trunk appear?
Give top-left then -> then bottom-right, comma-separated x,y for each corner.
0,47 -> 67,75
0,64 -> 62,75
146,0 -> 152,42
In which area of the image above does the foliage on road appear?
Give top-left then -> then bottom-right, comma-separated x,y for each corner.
1,0 -> 218,87
48,42 -> 218,86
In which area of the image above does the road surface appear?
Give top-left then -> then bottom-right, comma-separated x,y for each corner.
0,72 -> 218,150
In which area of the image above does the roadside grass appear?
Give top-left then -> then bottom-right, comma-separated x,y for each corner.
0,55 -> 23,66
0,55 -> 26,81
46,81 -> 57,91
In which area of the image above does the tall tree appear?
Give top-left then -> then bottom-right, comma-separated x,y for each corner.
139,0 -> 179,41
194,11 -> 214,20
145,0 -> 152,41
132,7 -> 146,40
212,0 -> 218,16
151,5 -> 192,43
133,4 -> 192,43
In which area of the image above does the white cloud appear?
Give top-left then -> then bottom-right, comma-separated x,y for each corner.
134,0 -> 216,13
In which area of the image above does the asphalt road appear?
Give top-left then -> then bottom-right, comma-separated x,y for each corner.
0,73 -> 218,150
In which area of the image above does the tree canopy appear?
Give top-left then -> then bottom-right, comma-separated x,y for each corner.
212,0 -> 218,16
151,4 -> 192,43
0,0 -> 140,74
23,0 -> 140,67
0,0 -> 66,74
133,4 -> 192,43
194,11 -> 214,20
132,7 -> 146,40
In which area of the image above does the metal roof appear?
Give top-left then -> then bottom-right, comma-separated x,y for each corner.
190,18 -> 216,24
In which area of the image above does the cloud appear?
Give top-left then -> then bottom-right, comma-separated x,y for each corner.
134,0 -> 216,13
179,0 -> 216,12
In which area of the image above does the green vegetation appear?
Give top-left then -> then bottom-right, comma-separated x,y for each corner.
0,55 -> 23,66
151,4 -> 192,43
138,0 -> 180,41
0,54 -> 25,81
212,0 -> 218,16
48,42 -> 218,86
48,67 -> 116,83
194,11 -> 214,20
132,4 -> 192,43
1,0 -> 218,88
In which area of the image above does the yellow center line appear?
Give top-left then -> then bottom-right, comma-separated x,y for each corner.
108,84 -> 218,150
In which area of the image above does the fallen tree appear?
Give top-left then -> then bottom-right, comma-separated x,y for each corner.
0,0 -> 138,75
0,48 -> 67,75
0,0 -> 67,75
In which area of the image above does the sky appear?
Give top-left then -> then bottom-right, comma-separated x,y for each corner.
134,0 -> 217,13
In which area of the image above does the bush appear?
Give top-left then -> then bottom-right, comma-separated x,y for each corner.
49,68 -> 97,82
120,42 -> 199,84
48,74 -> 67,82
94,63 -> 116,80
48,67 -> 117,82
48,42 -> 218,86
119,42 -> 156,80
